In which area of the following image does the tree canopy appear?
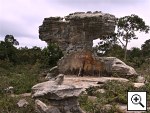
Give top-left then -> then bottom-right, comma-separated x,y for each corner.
116,14 -> 150,60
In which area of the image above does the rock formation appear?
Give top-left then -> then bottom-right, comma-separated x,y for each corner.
32,75 -> 85,113
39,11 -> 137,77
39,11 -> 116,53
100,57 -> 137,76
39,11 -> 115,76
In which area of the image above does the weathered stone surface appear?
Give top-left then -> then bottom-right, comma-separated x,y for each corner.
100,57 -> 138,76
35,99 -> 61,113
58,50 -> 105,76
35,99 -> 49,113
58,55 -> 137,77
32,75 -> 85,113
32,83 -> 82,100
39,11 -> 116,53
64,76 -> 129,89
32,74 -> 65,100
39,11 -> 115,76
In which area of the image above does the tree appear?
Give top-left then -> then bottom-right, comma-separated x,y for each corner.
17,46 -> 43,64
116,14 -> 150,61
0,35 -> 19,63
41,43 -> 63,67
141,39 -> 150,58
128,47 -> 143,67
94,34 -> 118,56
4,35 -> 19,45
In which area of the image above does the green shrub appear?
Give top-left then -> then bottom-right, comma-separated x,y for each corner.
101,80 -> 135,104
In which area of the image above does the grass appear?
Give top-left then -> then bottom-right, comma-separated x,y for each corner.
0,61 -> 43,112
0,62 -> 42,94
0,94 -> 36,113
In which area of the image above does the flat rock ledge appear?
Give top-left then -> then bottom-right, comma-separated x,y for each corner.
32,74 -> 85,113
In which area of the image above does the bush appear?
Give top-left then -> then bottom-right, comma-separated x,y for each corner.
101,80 -> 135,104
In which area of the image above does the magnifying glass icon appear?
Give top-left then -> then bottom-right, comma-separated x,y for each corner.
131,94 -> 145,108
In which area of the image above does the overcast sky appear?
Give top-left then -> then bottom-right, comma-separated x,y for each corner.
0,0 -> 149,49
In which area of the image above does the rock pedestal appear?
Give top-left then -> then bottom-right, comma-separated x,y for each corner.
39,11 -> 137,77
39,11 -> 116,76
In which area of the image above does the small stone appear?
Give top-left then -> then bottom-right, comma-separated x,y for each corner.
133,83 -> 145,88
35,99 -> 48,112
17,99 -> 29,108
55,74 -> 64,85
96,89 -> 105,93
88,96 -> 97,103
137,76 -> 145,83
103,104 -> 113,111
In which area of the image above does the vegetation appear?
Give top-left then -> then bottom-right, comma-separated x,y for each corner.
116,14 -> 149,60
95,14 -> 150,61
79,74 -> 150,113
0,35 -> 63,112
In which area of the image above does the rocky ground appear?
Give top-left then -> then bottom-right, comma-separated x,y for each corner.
31,74 -> 150,113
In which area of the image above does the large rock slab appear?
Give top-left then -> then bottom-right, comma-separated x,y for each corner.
32,84 -> 82,100
32,75 -> 85,113
64,76 -> 129,89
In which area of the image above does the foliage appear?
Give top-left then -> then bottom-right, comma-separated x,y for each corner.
0,35 -> 19,64
141,39 -> 150,58
128,47 -> 144,67
79,81 -> 135,113
101,81 -> 134,104
41,43 -> 63,67
17,46 -> 43,65
116,14 -> 150,60
0,61 -> 42,112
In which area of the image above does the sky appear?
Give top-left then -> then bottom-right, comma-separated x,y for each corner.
0,0 -> 150,49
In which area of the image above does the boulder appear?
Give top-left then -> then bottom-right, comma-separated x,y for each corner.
100,57 -> 138,77
32,75 -> 85,113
